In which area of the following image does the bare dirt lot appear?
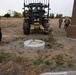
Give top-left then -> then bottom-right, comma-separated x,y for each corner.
0,18 -> 76,75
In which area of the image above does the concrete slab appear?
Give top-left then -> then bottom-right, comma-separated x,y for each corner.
39,71 -> 76,75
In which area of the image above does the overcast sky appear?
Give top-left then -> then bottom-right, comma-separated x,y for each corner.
0,0 -> 74,16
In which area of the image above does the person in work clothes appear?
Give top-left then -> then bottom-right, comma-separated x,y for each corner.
59,17 -> 63,28
64,18 -> 71,30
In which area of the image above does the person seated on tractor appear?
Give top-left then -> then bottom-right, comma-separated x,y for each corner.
33,7 -> 40,13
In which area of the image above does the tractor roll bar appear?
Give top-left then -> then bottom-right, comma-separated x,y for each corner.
24,0 -> 50,4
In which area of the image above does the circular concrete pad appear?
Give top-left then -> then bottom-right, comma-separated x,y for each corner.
39,72 -> 67,75
39,71 -> 76,75
24,39 -> 45,50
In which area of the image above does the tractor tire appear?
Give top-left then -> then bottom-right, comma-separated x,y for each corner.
23,22 -> 30,35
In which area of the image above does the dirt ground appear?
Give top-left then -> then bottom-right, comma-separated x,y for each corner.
0,18 -> 76,75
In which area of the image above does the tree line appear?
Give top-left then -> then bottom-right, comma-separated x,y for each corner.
1,10 -> 71,18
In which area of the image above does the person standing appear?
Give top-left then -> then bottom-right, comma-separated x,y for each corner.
64,18 -> 71,30
59,17 -> 63,28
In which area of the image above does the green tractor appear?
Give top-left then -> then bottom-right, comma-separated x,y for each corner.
23,0 -> 50,34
